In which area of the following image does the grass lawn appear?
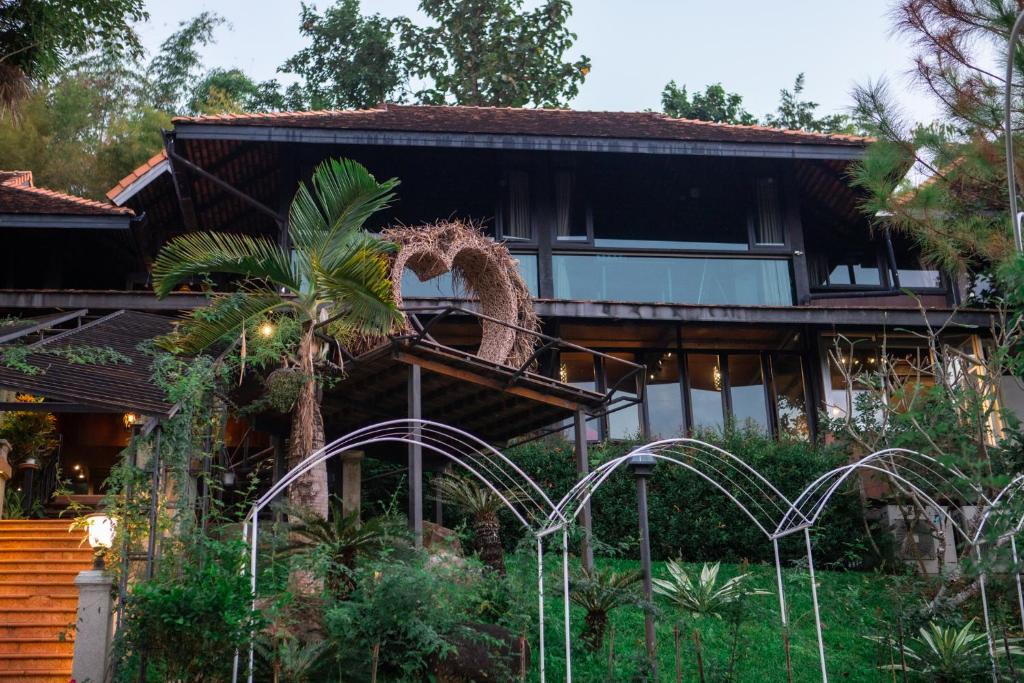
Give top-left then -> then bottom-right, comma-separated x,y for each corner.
522,555 -> 900,682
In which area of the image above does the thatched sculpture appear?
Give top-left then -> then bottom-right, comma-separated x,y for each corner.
383,222 -> 540,368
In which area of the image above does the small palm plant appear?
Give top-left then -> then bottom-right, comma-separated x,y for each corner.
870,618 -> 1020,681
569,566 -> 641,651
433,473 -> 521,574
653,561 -> 768,682
287,498 -> 397,596
254,633 -> 329,683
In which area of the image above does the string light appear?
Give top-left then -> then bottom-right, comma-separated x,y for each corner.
259,321 -> 275,338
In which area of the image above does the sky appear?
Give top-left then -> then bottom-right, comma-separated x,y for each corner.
136,0 -> 940,124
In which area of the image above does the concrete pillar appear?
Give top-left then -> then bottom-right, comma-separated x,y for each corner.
574,410 -> 594,572
0,440 -> 10,519
340,451 -> 364,519
628,454 -> 657,676
72,569 -> 114,683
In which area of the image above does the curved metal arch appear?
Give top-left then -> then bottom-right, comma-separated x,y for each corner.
545,437 -> 800,537
774,448 -> 989,539
247,419 -> 564,530
970,474 -> 1024,545
237,419 -> 569,683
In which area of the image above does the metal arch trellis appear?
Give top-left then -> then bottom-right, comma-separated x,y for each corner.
232,419 -> 571,683
772,448 -> 993,682
539,437 -> 807,681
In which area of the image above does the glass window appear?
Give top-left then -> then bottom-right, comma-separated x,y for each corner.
554,170 -> 587,241
891,234 -> 942,289
687,353 -> 724,432
809,251 -> 882,288
645,352 -> 684,438
728,355 -> 769,432
400,253 -> 538,298
560,353 -> 600,441
502,170 -> 532,240
590,165 -> 751,250
754,177 -> 784,245
770,354 -> 809,439
552,254 -> 792,306
605,352 -> 641,440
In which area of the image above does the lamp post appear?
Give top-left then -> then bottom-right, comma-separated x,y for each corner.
628,454 -> 657,675
1005,10 -> 1024,254
72,512 -> 116,683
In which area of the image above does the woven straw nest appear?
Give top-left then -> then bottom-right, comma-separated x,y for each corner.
382,221 -> 540,367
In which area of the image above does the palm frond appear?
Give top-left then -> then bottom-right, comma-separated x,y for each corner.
152,231 -> 299,297
570,566 -> 642,613
158,290 -> 287,354
433,473 -> 524,516
288,158 -> 398,259
314,232 -> 403,337
652,560 -> 768,618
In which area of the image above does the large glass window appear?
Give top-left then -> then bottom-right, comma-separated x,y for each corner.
687,354 -> 725,432
728,355 -> 769,432
770,354 -> 810,439
645,352 -> 684,438
401,253 -> 538,297
552,255 -> 792,305
554,170 -> 587,241
891,234 -> 942,289
753,177 -> 785,246
561,353 -> 600,441
501,170 -> 532,240
605,352 -> 642,440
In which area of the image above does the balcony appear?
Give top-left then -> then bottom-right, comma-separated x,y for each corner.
552,253 -> 793,306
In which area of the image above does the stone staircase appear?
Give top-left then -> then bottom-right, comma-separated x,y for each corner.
0,519 -> 91,683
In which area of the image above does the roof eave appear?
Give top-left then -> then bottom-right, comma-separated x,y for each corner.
108,157 -> 171,206
0,213 -> 134,230
172,122 -> 867,161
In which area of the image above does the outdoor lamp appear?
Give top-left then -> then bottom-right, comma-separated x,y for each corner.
122,412 -> 139,429
259,321 -> 275,338
84,512 -> 115,570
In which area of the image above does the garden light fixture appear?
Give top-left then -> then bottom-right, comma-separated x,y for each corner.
84,512 -> 115,570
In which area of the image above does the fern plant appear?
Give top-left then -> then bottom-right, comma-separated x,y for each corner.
569,565 -> 641,651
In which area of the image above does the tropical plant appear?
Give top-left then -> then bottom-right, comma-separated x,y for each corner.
254,632 -> 329,683
152,158 -> 404,519
569,565 -> 641,651
433,473 -> 520,574
286,499 -> 399,596
652,561 -> 767,619
0,395 -> 57,468
869,618 -> 1021,681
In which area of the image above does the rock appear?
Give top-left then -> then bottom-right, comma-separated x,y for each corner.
423,520 -> 464,556
435,622 -> 530,682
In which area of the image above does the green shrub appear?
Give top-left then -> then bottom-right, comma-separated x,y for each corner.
506,428 -> 871,566
114,535 -> 262,683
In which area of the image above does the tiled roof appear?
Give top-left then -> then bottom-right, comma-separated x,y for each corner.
172,104 -> 872,147
0,310 -> 176,416
106,150 -> 168,202
0,171 -> 133,216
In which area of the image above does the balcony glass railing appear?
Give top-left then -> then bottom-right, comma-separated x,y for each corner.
552,253 -> 793,306
401,253 -> 538,298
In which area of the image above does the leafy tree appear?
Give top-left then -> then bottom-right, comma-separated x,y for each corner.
188,68 -> 284,115
0,0 -> 147,115
433,473 -> 521,574
147,12 -> 226,113
661,81 -> 757,125
849,1 -> 1021,282
764,73 -> 853,134
395,0 -> 590,107
151,158 -> 403,519
280,0 -> 405,110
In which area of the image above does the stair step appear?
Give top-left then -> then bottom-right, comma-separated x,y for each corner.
0,673 -> 72,683
0,653 -> 72,672
0,624 -> 75,639
0,551 -> 92,562
0,583 -> 79,597
0,560 -> 93,571
0,637 -> 74,655
0,608 -> 78,625
0,595 -> 77,609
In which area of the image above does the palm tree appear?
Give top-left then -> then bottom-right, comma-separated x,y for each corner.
569,566 -> 641,651
433,473 -> 520,574
152,158 -> 403,519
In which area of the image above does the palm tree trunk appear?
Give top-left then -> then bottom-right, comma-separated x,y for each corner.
582,610 -> 608,651
473,510 -> 506,575
287,331 -> 328,519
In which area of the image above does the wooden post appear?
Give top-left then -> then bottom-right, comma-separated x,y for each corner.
340,451 -> 364,520
574,409 -> 594,572
408,365 -> 423,548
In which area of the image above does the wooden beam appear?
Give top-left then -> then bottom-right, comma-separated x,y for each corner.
395,351 -> 583,411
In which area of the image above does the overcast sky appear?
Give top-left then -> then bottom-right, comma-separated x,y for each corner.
136,0 -> 939,124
